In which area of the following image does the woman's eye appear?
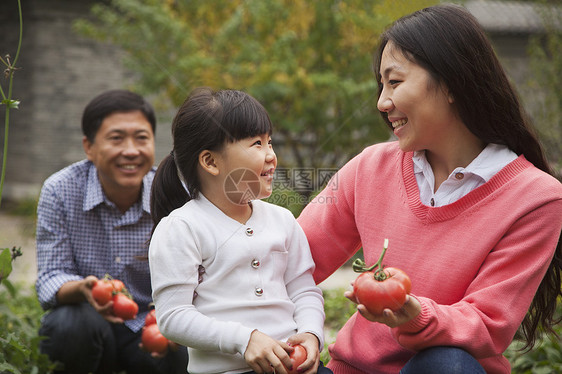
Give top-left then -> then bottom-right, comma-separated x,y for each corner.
389,80 -> 400,86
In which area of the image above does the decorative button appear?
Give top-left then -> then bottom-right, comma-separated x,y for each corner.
115,256 -> 122,263
455,172 -> 464,180
254,287 -> 264,296
251,259 -> 260,268
430,198 -> 435,207
245,228 -> 254,236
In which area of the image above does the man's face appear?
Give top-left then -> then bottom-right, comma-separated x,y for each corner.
83,110 -> 155,202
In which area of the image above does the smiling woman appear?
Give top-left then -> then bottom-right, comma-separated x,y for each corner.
297,3 -> 562,374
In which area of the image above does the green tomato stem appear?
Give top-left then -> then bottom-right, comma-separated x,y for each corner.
352,238 -> 390,281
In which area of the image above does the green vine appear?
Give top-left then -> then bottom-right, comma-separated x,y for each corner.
0,0 -> 23,209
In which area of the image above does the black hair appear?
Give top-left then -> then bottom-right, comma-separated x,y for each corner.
81,89 -> 156,142
374,3 -> 561,350
150,87 -> 273,226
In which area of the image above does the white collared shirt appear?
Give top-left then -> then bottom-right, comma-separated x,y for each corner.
413,143 -> 518,207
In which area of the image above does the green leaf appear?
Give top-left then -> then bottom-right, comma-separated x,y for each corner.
0,248 -> 13,282
0,362 -> 22,374
0,99 -> 20,109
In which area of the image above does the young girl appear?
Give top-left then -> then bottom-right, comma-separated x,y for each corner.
148,88 -> 327,374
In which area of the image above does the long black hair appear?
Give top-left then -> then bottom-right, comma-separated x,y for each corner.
150,87 -> 273,227
373,3 -> 561,349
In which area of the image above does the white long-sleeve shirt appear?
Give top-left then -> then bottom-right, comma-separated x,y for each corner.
149,194 -> 325,374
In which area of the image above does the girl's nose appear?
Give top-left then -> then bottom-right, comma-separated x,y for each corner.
265,146 -> 276,163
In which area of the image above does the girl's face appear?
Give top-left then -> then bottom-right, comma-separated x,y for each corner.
217,133 -> 277,204
377,42 -> 457,153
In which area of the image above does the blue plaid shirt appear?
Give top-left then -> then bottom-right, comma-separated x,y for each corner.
36,160 -> 155,332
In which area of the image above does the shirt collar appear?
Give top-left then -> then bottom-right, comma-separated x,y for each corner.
413,143 -> 517,183
83,162 -> 105,211
83,161 -> 154,214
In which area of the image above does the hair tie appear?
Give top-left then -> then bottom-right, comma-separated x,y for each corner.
170,150 -> 175,160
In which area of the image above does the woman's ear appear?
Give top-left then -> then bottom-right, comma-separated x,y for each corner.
199,150 -> 220,176
448,92 -> 455,104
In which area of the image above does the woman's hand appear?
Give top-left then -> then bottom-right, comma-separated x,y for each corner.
345,283 -> 421,327
244,330 -> 292,374
286,332 -> 321,374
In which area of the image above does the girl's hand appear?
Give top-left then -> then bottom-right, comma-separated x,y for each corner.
286,332 -> 321,374
345,284 -> 421,328
244,330 -> 292,374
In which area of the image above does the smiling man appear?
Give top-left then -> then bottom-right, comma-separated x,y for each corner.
35,90 -> 188,374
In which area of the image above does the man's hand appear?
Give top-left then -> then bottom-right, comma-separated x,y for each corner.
56,275 -> 124,323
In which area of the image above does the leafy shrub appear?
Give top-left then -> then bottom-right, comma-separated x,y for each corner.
0,280 -> 54,374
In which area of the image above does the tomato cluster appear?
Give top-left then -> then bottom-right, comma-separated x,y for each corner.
352,239 -> 412,315
91,276 -> 138,320
142,309 -> 170,354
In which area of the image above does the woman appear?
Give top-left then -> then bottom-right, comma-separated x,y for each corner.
297,4 -> 562,374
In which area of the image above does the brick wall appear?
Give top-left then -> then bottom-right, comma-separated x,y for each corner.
0,0 -> 172,201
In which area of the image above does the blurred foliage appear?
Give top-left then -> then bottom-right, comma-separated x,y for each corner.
504,298 -> 562,373
0,281 -> 54,373
74,0 -> 437,200
527,0 -> 562,176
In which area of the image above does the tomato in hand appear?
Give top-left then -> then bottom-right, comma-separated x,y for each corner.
145,309 -> 157,326
353,267 -> 411,315
352,239 -> 412,315
92,279 -> 114,306
111,279 -> 125,292
286,344 -> 307,374
141,323 -> 169,354
112,293 -> 139,320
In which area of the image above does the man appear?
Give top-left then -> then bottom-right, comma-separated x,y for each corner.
36,89 -> 188,374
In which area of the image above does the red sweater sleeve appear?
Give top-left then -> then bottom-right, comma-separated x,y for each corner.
393,198 -> 562,357
297,153 -> 363,284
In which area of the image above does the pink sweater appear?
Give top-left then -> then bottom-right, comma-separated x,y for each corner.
298,142 -> 562,374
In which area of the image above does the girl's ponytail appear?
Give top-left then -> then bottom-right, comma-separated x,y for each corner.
150,153 -> 190,229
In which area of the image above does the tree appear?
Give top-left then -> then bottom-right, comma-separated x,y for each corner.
75,0 -> 437,207
527,0 -> 562,176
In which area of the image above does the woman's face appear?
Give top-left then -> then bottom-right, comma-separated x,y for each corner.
377,42 -> 457,153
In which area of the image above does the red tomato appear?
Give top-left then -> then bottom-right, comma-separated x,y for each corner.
353,267 -> 411,315
92,280 -> 114,306
286,344 -> 307,374
145,309 -> 157,326
111,279 -> 125,292
141,324 -> 169,354
112,293 -> 139,320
